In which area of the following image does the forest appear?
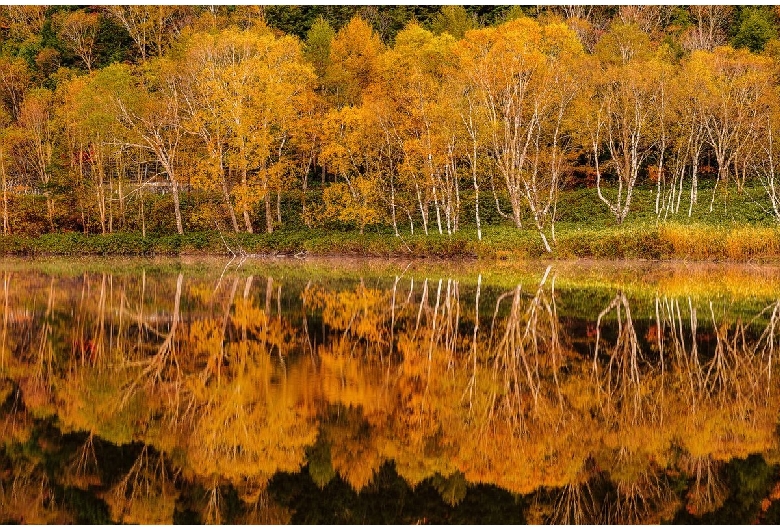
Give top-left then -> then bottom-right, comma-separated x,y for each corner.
2,6 -> 780,257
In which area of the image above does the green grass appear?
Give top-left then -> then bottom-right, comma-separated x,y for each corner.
2,183 -> 780,262
2,222 -> 779,262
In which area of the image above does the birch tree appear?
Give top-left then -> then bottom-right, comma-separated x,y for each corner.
687,47 -> 772,211
584,24 -> 661,224
458,18 -> 583,248
106,62 -> 187,235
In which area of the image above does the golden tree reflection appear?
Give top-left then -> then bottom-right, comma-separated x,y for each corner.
601,467 -> 680,525
0,459 -> 66,524
0,263 -> 779,523
102,445 -> 178,524
60,432 -> 101,489
681,455 -> 729,516
593,291 -> 656,425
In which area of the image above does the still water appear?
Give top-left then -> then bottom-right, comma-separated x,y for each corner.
1,257 -> 779,524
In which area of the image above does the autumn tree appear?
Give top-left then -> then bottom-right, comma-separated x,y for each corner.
320,105 -> 383,234
324,16 -> 383,108
452,66 -> 489,241
56,10 -> 100,72
685,46 -> 772,211
617,5 -> 674,39
682,6 -> 734,52
179,28 -> 253,233
458,18 -> 583,247
0,111 -> 15,235
373,23 -> 461,236
0,56 -> 31,121
179,26 -> 314,233
107,62 -> 187,234
14,89 -> 57,230
754,84 -> 780,222
0,6 -> 46,62
106,6 -> 194,61
0,58 -> 30,234
583,24 -> 663,224
288,90 -> 327,228
57,71 -> 130,234
654,56 -> 710,218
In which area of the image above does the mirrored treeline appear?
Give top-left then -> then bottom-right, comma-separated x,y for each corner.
1,259 -> 779,524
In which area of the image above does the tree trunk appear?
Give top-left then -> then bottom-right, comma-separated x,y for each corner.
433,185 -> 443,234
416,183 -> 428,235
302,165 -> 309,228
46,196 -> 55,232
390,172 -> 399,237
276,190 -> 282,225
1,150 -> 8,236
688,157 -> 699,217
709,164 -> 726,213
510,193 -> 523,229
242,166 -> 253,233
96,184 -> 106,234
118,161 -> 125,230
96,158 -> 107,234
474,177 -> 481,242
108,167 -> 114,233
140,187 -> 146,238
221,174 -> 239,233
264,191 -> 273,233
170,177 -> 184,235
138,150 -> 146,238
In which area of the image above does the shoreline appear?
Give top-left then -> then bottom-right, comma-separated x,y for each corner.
2,226 -> 780,263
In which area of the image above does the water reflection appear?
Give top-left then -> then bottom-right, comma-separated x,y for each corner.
0,261 -> 779,524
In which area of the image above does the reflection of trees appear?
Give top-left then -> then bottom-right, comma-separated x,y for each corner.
550,481 -> 597,525
299,271 -> 780,511
697,301 -> 772,411
654,294 -> 779,461
60,432 -> 101,489
305,279 -> 391,350
3,268 -> 318,522
1,265 -> 780,523
185,275 -> 317,487
120,272 -> 184,407
187,351 -> 318,482
457,268 -> 593,495
680,455 -> 728,516
600,467 -> 680,525
488,266 -> 561,428
0,387 -> 63,522
535,467 -> 681,525
235,477 -> 292,524
72,273 -> 108,365
0,458 -> 65,523
1,271 -> 11,372
17,276 -> 57,418
593,291 -> 656,425
102,444 -> 177,524
325,407 -> 384,492
754,300 -> 780,391
654,296 -> 699,404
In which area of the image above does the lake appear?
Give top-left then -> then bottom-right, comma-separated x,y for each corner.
1,257 -> 779,524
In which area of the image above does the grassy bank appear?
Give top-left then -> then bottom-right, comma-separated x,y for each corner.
2,221 -> 780,262
4,183 -> 780,262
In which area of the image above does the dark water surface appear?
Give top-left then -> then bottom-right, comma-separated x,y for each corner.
1,257 -> 780,524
